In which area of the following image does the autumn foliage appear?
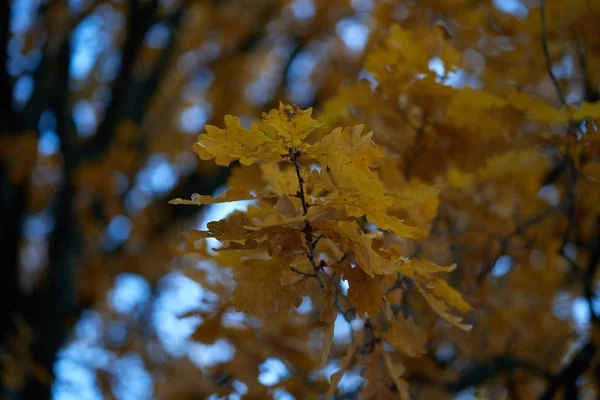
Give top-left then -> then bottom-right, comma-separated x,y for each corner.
169,1 -> 600,398
3,0 -> 600,399
171,102 -> 473,397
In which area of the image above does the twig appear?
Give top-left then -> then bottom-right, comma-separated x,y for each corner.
291,147 -> 326,291
477,202 -> 566,280
313,234 -> 324,247
582,217 -> 600,325
404,114 -> 427,180
289,267 -> 316,277
445,356 -> 551,393
540,0 -> 567,108
539,341 -> 596,400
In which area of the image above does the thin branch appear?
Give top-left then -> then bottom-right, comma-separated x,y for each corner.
575,37 -> 600,103
289,267 -> 316,277
403,114 -> 427,180
539,0 -> 567,108
477,202 -> 566,281
445,356 -> 551,393
291,147 -> 326,291
313,234 -> 324,247
582,217 -> 600,325
539,341 -> 596,400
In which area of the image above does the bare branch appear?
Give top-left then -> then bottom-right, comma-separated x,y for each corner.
539,341 -> 596,400
291,147 -> 327,291
539,0 -> 567,108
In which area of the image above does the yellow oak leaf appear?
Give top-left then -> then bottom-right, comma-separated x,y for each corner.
401,258 -> 457,275
361,345 -> 400,399
232,256 -> 303,316
573,101 -> 600,120
261,102 -> 321,147
188,211 -> 298,242
260,162 -> 299,195
227,164 -> 266,193
199,212 -> 254,241
315,190 -> 421,240
318,220 -> 383,276
395,258 -> 471,331
414,280 -> 472,331
307,125 -> 384,177
348,233 -> 384,277
382,351 -> 411,400
367,205 -> 422,240
320,287 -> 337,368
194,115 -> 288,166
343,267 -> 394,316
325,344 -> 356,400
308,127 -> 387,208
268,232 -> 304,257
506,90 -> 569,124
447,166 -> 475,190
185,229 -> 211,242
214,240 -> 262,252
318,95 -> 349,132
246,212 -> 305,230
364,24 -> 430,80
503,90 -> 600,125
382,314 -> 427,357
169,188 -> 279,205
446,87 -> 507,131
429,278 -> 472,314
477,149 -> 547,186
389,183 -> 441,235
281,255 -> 313,285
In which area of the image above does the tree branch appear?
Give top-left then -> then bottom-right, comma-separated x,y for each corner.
445,356 -> 551,393
291,147 -> 326,291
539,0 -> 567,108
79,0 -> 159,161
582,217 -> 600,325
21,32 -> 76,398
539,341 -> 596,400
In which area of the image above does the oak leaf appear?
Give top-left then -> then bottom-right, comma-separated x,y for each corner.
232,256 -> 304,316
382,314 -> 427,358
194,115 -> 288,166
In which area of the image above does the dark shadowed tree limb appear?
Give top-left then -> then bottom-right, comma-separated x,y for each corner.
79,0 -> 159,161
539,341 -> 596,400
444,356 -> 551,393
0,0 -> 24,351
582,218 -> 600,326
0,0 -> 20,133
539,0 -> 567,108
20,31 -> 76,399
538,220 -> 600,399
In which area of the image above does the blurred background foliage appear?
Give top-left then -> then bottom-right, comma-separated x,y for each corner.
0,0 -> 370,398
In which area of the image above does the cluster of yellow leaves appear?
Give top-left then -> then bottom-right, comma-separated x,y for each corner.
192,105 -> 320,166
342,14 -> 600,398
172,103 -> 472,398
365,24 -> 461,86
